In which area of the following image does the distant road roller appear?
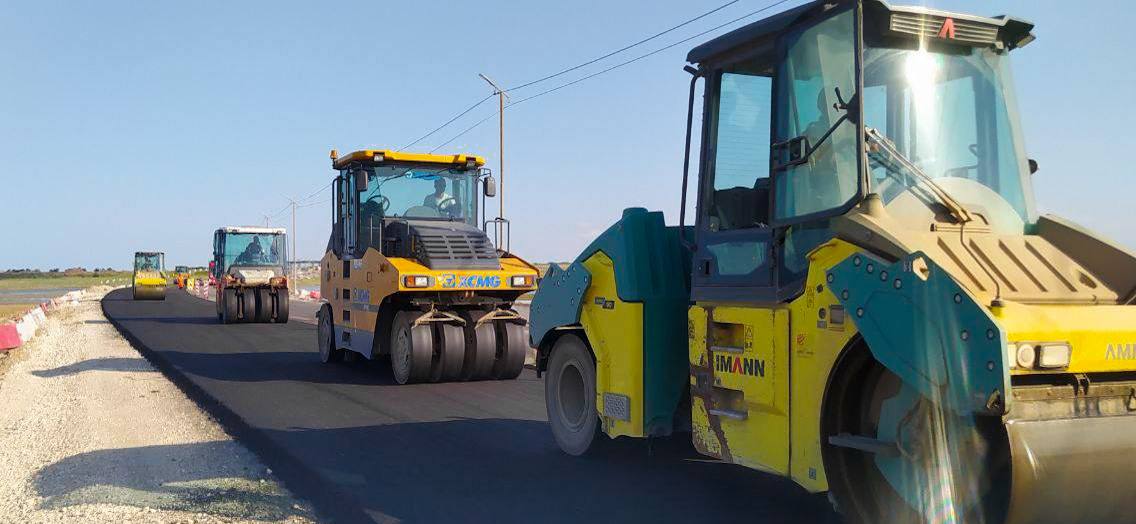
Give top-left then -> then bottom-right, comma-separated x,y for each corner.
173,265 -> 191,289
317,149 -> 537,384
530,2 -> 1136,523
211,226 -> 290,323
132,251 -> 167,300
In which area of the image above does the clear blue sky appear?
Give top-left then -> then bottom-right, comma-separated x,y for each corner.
2,0 -> 1133,270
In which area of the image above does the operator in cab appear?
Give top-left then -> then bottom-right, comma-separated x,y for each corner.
423,178 -> 450,209
236,236 -> 265,265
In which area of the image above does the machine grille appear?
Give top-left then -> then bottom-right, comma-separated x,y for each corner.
414,228 -> 500,270
889,13 -> 999,45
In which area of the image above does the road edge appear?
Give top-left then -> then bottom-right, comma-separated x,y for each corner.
100,289 -> 373,524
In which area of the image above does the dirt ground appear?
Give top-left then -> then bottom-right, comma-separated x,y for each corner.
0,288 -> 316,523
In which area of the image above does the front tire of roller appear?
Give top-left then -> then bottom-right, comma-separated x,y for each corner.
437,323 -> 465,381
317,305 -> 343,363
390,311 -> 434,385
221,288 -> 239,324
460,311 -> 496,380
545,334 -> 600,456
491,321 -> 526,380
239,289 -> 256,323
254,288 -> 272,323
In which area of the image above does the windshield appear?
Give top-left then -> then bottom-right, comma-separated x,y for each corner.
223,232 -> 285,270
134,253 -> 163,272
358,165 -> 477,226
863,45 -> 1036,231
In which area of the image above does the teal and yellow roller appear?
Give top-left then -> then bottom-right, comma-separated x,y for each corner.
531,208 -> 1136,524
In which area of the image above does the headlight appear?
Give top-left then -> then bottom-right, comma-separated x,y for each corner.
510,275 -> 534,287
1015,344 -> 1037,369
1008,341 -> 1071,370
1037,343 -> 1072,369
403,275 -> 432,288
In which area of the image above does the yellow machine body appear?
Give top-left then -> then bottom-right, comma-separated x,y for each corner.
317,148 -> 536,383
321,247 -> 538,351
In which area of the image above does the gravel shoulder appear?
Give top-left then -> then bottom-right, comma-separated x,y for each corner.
0,287 -> 316,523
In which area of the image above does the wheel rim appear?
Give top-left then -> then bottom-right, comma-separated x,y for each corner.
557,362 -> 586,429
392,324 -> 411,381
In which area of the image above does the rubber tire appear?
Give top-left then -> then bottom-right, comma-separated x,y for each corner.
822,348 -> 1009,524
254,288 -> 272,323
221,288 -> 239,324
274,292 -> 289,323
390,311 -> 434,385
240,289 -> 256,323
317,305 -> 343,363
437,323 -> 466,381
491,321 -> 527,380
545,334 -> 600,456
215,290 -> 223,321
460,311 -> 496,380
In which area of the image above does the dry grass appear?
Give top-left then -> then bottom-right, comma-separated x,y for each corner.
0,304 -> 33,322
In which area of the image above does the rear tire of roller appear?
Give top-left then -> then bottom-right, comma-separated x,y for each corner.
821,346 -> 1010,524
240,289 -> 256,323
254,288 -> 272,323
491,321 -> 526,380
221,288 -> 239,324
317,305 -> 343,363
545,334 -> 600,456
274,292 -> 289,323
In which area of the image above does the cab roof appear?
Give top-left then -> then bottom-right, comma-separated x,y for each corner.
686,0 -> 1034,65
332,149 -> 486,171
217,226 -> 286,235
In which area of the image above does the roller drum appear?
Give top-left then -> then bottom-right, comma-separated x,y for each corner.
1004,414 -> 1136,524
132,284 -> 166,301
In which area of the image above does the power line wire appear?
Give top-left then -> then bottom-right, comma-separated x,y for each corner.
430,0 -> 795,150
407,0 -> 742,152
400,94 -> 495,151
512,0 -> 794,106
503,0 -> 739,93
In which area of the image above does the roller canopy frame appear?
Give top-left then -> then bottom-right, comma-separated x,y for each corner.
827,251 -> 1009,415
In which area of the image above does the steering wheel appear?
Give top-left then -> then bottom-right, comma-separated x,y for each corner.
436,196 -> 458,216
363,194 -> 390,214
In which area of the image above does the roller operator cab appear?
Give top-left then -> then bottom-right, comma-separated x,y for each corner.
530,2 -> 1136,523
132,251 -> 167,301
212,226 -> 290,324
318,149 -> 537,384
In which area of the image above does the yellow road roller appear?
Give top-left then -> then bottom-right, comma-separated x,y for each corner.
530,2 -> 1136,522
132,251 -> 167,300
317,149 -> 538,384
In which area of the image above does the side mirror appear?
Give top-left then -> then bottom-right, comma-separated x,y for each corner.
353,169 -> 369,191
483,175 -> 497,198
1028,158 -> 1039,175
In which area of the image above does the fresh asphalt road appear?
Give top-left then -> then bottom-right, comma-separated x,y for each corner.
102,288 -> 839,524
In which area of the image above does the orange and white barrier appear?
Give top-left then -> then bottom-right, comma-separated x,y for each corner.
0,289 -> 86,351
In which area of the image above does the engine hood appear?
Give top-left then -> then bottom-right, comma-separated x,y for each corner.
833,200 -> 1121,305
227,266 -> 283,285
384,220 -> 501,270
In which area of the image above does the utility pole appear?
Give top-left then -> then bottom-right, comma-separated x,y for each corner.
290,199 -> 297,295
479,73 -> 509,243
